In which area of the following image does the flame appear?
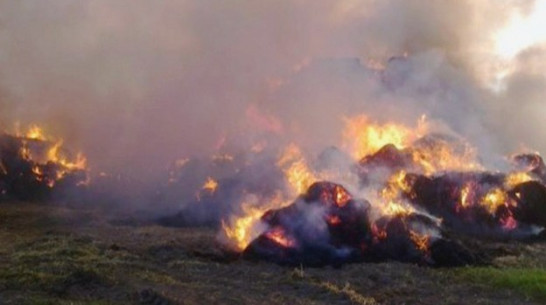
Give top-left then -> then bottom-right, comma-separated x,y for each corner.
377,171 -> 417,218
277,144 -> 317,195
222,193 -> 290,251
19,143 -> 32,160
459,182 -> 476,209
26,125 -> 47,141
222,213 -> 262,251
333,185 -> 351,207
383,201 -> 416,217
409,139 -> 482,174
504,172 -> 535,189
480,188 -> 507,215
202,177 -> 219,194
32,166 -> 43,181
47,140 -> 87,171
409,230 -> 430,253
264,227 -> 296,248
342,115 -> 427,160
381,171 -> 411,200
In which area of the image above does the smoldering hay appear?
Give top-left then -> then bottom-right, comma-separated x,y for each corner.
1,1 -> 546,266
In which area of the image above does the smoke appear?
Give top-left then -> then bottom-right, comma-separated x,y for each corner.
0,0 -> 544,183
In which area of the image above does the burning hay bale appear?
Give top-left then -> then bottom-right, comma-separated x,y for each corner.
243,181 -> 476,267
0,128 -> 88,202
158,115 -> 546,268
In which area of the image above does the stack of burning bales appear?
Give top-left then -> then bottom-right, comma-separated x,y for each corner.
0,126 -> 88,202
164,116 -> 546,267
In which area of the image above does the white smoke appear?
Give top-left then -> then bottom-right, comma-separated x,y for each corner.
0,0 -> 544,180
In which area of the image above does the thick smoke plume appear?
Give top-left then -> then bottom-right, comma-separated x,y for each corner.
0,0 -> 545,196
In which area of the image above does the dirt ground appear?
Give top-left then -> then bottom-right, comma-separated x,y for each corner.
0,202 -> 545,305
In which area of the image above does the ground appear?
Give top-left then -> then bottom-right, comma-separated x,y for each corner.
0,202 -> 545,305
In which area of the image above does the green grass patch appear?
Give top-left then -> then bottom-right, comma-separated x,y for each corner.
457,267 -> 546,301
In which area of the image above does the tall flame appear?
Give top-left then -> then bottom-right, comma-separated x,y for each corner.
277,144 -> 317,195
342,114 -> 428,160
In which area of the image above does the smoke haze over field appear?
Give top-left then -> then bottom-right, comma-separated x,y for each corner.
1,0 -> 545,178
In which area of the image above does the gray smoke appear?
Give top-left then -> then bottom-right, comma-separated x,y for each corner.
0,0 -> 544,181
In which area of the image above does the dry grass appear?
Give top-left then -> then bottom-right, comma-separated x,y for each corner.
1,202 -> 545,305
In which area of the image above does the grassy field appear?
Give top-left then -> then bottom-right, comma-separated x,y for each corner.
0,202 -> 545,305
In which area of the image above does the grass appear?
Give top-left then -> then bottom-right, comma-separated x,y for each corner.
2,202 -> 546,304
457,267 -> 546,302
316,281 -> 378,305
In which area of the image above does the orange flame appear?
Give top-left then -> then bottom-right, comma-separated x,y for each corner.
409,230 -> 430,253
342,114 -> 428,160
265,227 -> 296,248
504,172 -> 535,189
221,193 -> 290,251
26,125 -> 47,141
202,177 -> 219,194
480,188 -> 507,215
277,144 -> 317,195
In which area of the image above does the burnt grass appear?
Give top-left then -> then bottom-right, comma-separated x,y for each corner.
1,203 -> 546,305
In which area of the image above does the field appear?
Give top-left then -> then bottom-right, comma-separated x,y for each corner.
1,202 -> 545,305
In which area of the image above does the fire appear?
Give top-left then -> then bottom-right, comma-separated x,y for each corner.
47,140 -> 87,171
333,185 -> 351,207
377,171 -> 417,218
222,211 -> 262,251
480,188 -> 507,215
342,115 -> 426,160
265,227 -> 296,248
381,171 -> 411,200
222,193 -> 289,251
505,172 -> 535,189
409,230 -> 430,253
19,144 -> 32,160
343,114 -> 481,174
277,144 -> 317,195
32,166 -> 43,182
409,139 -> 482,174
26,125 -> 47,141
381,200 -> 416,218
202,177 -> 219,194
459,182 -> 476,209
